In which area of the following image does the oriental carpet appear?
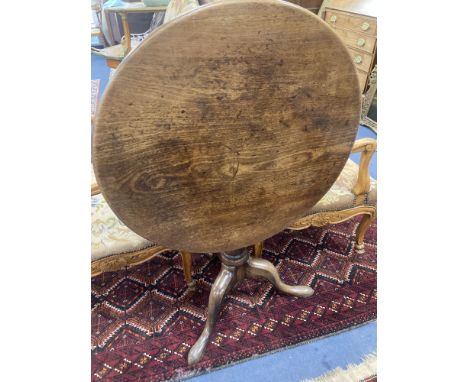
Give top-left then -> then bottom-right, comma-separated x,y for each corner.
92,216 -> 377,381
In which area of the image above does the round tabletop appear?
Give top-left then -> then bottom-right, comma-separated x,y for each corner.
93,0 -> 361,253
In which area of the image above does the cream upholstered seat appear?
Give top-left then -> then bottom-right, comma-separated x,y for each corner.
307,159 -> 376,214
91,169 -> 169,277
91,191 -> 169,277
163,0 -> 199,23
91,168 -> 195,282
91,193 -> 153,262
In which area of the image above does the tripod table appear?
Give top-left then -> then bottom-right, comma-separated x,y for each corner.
92,0 -> 361,364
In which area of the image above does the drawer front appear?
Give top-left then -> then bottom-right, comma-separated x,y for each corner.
357,69 -> 368,93
347,47 -> 374,73
325,10 -> 377,36
285,0 -> 323,13
332,27 -> 376,54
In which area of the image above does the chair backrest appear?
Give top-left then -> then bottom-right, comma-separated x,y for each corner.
93,0 -> 361,253
163,0 -> 200,23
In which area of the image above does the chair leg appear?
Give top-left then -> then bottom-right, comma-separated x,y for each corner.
253,242 -> 263,258
180,251 -> 195,290
355,212 -> 375,252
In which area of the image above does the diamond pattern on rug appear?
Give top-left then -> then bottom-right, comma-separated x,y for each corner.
91,216 -> 376,381
106,279 -> 146,311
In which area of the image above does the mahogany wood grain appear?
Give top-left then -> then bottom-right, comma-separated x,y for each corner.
93,0 -> 361,253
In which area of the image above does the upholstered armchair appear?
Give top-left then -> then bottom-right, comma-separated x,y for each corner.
181,138 -> 376,272
264,137 -> 377,252
91,171 -> 194,286
92,137 -> 376,286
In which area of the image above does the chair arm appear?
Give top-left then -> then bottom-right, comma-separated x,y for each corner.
91,183 -> 101,196
351,138 -> 377,196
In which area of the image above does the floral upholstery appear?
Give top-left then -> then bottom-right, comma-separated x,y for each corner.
308,159 -> 376,214
163,0 -> 200,24
91,193 -> 153,261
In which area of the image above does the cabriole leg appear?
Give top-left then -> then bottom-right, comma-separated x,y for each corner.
187,253 -> 241,365
187,246 -> 313,364
246,257 -> 313,297
355,212 -> 375,252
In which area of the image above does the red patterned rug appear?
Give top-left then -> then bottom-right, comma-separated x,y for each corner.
92,217 -> 377,381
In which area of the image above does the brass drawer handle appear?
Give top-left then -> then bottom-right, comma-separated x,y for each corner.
354,55 -> 363,64
361,22 -> 370,31
357,38 -> 366,47
330,15 -> 337,23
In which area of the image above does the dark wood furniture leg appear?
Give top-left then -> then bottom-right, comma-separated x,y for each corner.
180,251 -> 195,290
253,242 -> 263,258
187,247 -> 313,364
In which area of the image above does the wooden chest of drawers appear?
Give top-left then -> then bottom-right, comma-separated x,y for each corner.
319,1 -> 377,93
285,0 -> 324,14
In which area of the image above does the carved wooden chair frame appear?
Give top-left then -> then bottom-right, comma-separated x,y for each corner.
92,186 -> 155,277
251,137 -> 376,260
91,137 -> 376,288
360,65 -> 377,133
91,181 -> 194,284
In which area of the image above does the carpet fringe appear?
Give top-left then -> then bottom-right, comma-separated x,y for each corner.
301,352 -> 377,382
